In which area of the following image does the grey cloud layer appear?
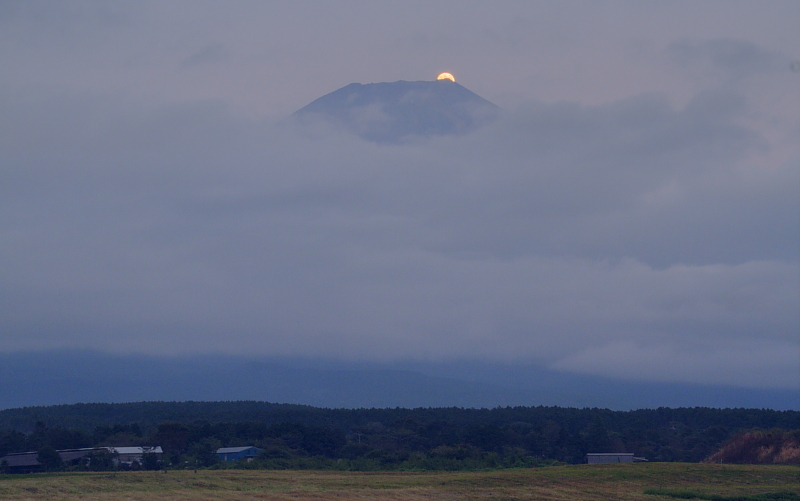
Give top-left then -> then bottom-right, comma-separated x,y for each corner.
1,82 -> 797,388
1,1 -> 797,390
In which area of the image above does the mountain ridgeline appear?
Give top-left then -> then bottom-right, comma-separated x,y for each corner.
292,79 -> 498,143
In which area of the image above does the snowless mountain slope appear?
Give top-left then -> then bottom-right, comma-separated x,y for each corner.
293,79 -> 498,143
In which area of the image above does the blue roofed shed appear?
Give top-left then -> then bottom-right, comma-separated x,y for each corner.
215,446 -> 262,462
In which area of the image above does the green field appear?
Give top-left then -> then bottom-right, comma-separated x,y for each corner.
0,463 -> 797,500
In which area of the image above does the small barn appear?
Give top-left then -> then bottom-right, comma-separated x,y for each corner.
215,446 -> 262,462
0,451 -> 43,473
586,453 -> 647,464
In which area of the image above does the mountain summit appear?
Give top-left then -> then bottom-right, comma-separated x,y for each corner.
293,79 -> 498,143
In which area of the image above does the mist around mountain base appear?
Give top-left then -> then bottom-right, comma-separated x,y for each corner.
0,351 -> 796,411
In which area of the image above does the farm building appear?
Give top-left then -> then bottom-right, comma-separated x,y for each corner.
0,446 -> 163,473
0,451 -> 44,473
0,448 -> 106,473
586,453 -> 647,464
106,446 -> 163,466
215,446 -> 262,462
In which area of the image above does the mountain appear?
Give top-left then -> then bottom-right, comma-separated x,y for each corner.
0,351 -> 797,411
292,79 -> 498,143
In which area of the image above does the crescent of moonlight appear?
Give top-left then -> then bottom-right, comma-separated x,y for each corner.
437,72 -> 455,82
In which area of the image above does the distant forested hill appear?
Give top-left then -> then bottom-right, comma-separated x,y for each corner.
1,401 -> 798,434
1,402 -> 798,466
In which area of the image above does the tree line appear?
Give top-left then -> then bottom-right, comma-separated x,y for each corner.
1,402 -> 798,471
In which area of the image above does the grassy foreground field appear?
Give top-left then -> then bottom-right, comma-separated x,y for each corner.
0,463 -> 797,501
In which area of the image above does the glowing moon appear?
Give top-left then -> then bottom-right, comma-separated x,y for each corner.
437,72 -> 455,82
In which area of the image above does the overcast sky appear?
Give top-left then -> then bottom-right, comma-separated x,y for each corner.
1,1 -> 798,390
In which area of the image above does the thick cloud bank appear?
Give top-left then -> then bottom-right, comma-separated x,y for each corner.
1,82 -> 797,390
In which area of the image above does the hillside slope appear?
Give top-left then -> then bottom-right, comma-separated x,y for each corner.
705,429 -> 800,464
